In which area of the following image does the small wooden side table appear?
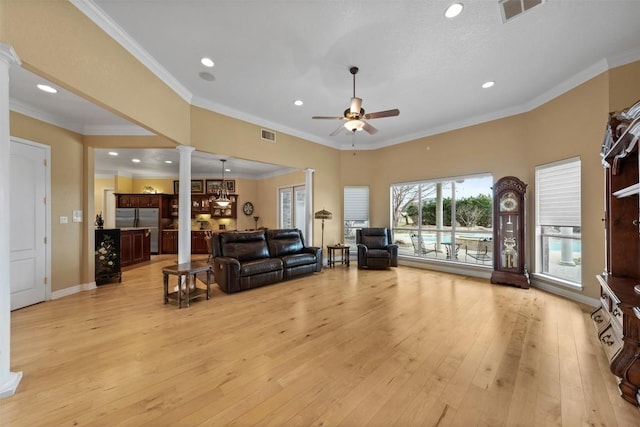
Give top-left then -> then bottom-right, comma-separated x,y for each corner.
162,261 -> 212,308
327,245 -> 350,267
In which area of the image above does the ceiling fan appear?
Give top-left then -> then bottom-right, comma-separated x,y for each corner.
312,66 -> 400,136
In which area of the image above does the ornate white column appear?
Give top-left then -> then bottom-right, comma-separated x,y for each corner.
0,43 -> 23,398
177,146 -> 194,265
304,168 -> 314,245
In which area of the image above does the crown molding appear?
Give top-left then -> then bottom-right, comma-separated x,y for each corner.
84,125 -> 154,136
0,43 -> 21,66
70,0 -> 192,104
10,99 -> 84,134
191,95 -> 340,150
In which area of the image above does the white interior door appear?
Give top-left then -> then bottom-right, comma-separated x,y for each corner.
10,139 -> 48,310
103,189 -> 116,229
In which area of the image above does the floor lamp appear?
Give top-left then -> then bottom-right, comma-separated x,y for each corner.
314,209 -> 332,252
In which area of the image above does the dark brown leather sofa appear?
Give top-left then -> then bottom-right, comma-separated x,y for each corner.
212,229 -> 321,293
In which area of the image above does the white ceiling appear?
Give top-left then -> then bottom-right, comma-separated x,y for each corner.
94,148 -> 297,179
8,1 -> 640,167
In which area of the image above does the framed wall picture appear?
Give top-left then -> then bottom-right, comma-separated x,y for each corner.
206,179 -> 223,195
173,180 -> 179,194
226,180 -> 236,193
191,180 -> 204,194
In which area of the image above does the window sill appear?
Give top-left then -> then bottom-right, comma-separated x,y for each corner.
530,272 -> 582,291
399,255 -> 492,280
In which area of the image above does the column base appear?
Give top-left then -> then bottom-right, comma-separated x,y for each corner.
0,371 -> 23,399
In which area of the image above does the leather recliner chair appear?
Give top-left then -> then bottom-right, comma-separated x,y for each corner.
356,228 -> 398,269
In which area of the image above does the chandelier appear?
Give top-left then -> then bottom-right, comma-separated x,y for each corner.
212,159 -> 231,207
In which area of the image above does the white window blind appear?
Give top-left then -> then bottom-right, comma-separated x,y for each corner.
536,158 -> 581,226
344,186 -> 369,221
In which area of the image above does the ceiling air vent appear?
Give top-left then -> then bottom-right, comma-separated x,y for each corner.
499,0 -> 544,23
261,128 -> 276,142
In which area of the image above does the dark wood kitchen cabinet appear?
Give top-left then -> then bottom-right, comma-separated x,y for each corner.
162,230 -> 178,254
120,228 -> 150,267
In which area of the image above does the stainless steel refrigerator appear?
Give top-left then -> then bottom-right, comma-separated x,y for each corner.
115,207 -> 160,254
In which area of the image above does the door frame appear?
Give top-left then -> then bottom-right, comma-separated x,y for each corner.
10,136 -> 51,302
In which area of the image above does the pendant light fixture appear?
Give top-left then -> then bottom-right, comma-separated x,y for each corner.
213,159 -> 231,207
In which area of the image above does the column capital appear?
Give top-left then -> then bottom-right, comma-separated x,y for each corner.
0,44 -> 21,67
176,145 -> 195,154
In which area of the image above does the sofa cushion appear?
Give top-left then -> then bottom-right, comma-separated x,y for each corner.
281,252 -> 317,269
361,235 -> 388,249
366,249 -> 391,259
266,229 -> 304,257
240,258 -> 283,277
219,230 -> 269,262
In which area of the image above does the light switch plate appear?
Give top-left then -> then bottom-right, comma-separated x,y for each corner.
72,210 -> 83,223
60,216 -> 68,224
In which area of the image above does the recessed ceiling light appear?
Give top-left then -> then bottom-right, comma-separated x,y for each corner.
225,168 -> 231,172
293,100 -> 304,106
445,3 -> 464,18
165,160 -> 173,164
108,151 -> 118,156
132,158 -> 141,163
482,81 -> 495,89
201,57 -> 214,67
37,84 -> 57,94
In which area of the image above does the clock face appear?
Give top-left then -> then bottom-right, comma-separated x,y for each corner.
242,201 -> 254,216
500,192 -> 518,212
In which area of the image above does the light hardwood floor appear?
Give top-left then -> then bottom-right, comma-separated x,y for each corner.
3,256 -> 640,426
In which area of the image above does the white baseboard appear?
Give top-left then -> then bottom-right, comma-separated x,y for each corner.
50,281 -> 97,300
399,258 -> 599,307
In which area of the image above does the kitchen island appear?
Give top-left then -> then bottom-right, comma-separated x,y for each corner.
120,227 -> 151,267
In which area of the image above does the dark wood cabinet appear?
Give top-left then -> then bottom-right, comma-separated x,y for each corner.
594,99 -> 640,408
162,230 -> 178,254
191,195 -> 211,215
116,193 -> 166,209
161,230 -> 209,254
191,231 -> 209,254
120,228 -> 150,267
117,194 -> 140,208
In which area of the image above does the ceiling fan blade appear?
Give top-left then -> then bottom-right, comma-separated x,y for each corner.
350,97 -> 362,114
363,109 -> 400,120
330,123 -> 346,136
312,116 -> 344,120
362,121 -> 378,135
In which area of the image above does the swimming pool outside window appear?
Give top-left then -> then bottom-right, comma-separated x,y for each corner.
535,158 -> 582,285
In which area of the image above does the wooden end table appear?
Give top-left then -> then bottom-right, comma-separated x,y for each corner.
162,261 -> 212,308
327,245 -> 350,267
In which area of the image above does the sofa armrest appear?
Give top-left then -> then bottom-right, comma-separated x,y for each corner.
213,256 -> 241,293
386,244 -> 399,267
303,246 -> 322,271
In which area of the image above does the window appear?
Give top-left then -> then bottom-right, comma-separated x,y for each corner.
344,186 -> 369,246
391,174 -> 493,265
535,158 -> 581,284
279,185 -> 305,235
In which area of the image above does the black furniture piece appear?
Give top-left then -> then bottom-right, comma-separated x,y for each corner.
212,228 -> 321,293
95,228 -> 121,285
356,228 -> 398,269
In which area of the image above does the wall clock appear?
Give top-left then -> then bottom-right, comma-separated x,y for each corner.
490,176 -> 530,289
242,201 -> 254,216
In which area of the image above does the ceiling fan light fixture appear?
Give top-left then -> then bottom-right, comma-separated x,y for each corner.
344,119 -> 365,132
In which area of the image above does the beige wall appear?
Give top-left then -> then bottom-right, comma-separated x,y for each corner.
2,0 -> 191,145
94,176 -> 116,217
9,112 -> 84,292
5,2 -> 640,301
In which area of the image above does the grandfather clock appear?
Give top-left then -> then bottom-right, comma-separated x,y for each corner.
490,176 -> 530,289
